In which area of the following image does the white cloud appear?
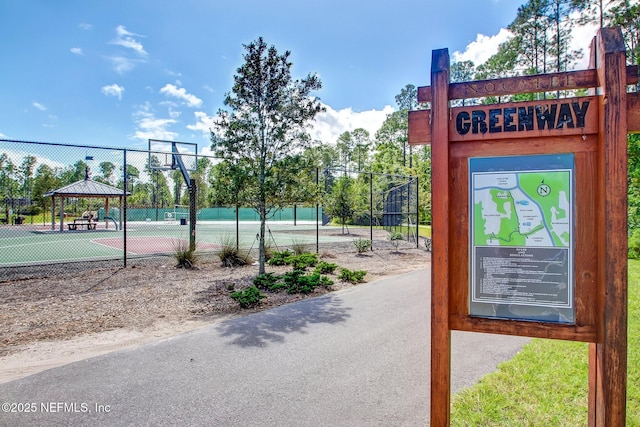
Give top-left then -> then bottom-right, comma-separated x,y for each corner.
453,28 -> 513,65
79,23 -> 92,30
32,102 -> 47,111
160,84 -> 203,108
569,19 -> 599,70
310,103 -> 394,144
107,56 -> 142,74
131,103 -> 178,141
105,25 -> 148,74
0,148 -> 65,170
187,103 -> 393,146
101,84 -> 125,101
111,25 -> 147,56
0,132 -> 7,138
452,16 -> 599,72
70,47 -> 83,55
187,111 -> 216,134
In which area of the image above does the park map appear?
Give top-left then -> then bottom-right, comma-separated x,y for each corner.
469,155 -> 575,323
472,170 -> 571,248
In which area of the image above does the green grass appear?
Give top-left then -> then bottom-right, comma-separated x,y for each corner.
450,260 -> 640,426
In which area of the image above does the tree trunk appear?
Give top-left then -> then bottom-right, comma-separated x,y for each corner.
259,203 -> 266,275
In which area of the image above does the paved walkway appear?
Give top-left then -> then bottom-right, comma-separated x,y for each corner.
0,269 -> 529,426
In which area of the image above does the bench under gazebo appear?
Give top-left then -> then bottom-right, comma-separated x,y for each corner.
44,177 -> 128,232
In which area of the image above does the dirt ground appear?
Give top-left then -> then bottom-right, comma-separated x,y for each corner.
0,235 -> 430,383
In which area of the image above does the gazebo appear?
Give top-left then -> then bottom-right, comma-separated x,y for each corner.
44,177 -> 128,232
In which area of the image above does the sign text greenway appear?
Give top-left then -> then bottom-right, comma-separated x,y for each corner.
449,96 -> 597,141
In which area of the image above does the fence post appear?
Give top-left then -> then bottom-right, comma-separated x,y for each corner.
123,149 -> 128,268
235,204 -> 240,251
415,176 -> 420,249
370,172 -> 373,249
189,178 -> 196,252
316,167 -> 319,254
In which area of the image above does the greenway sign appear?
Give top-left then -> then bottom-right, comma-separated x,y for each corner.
455,100 -> 591,137
408,27 -> 638,427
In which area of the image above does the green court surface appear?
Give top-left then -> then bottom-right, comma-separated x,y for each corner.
0,221 -> 352,267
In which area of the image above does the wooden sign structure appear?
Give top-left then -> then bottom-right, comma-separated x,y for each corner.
408,27 -> 639,426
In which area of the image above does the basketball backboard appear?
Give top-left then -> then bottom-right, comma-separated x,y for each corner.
148,139 -> 198,172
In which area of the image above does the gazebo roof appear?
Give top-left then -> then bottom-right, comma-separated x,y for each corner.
44,179 -> 128,198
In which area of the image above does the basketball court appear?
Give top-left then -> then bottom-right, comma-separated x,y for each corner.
0,220 -> 355,267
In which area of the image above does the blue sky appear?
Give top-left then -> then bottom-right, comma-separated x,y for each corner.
1,0 -> 593,154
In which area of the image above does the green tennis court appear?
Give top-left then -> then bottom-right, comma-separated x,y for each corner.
0,221 -> 354,267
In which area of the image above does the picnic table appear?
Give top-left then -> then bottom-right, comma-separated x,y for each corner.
68,218 -> 97,230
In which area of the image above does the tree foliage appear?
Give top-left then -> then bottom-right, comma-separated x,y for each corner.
210,37 -> 323,274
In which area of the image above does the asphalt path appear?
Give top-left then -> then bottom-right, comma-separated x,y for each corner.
0,268 -> 529,426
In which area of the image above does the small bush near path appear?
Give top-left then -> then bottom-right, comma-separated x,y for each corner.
353,238 -> 371,254
267,250 -> 318,270
267,249 -> 293,266
217,243 -> 253,267
285,253 -> 318,270
173,240 -> 199,269
314,261 -> 338,275
248,253 -> 343,301
253,272 -> 285,291
230,286 -> 265,308
388,231 -> 404,251
338,268 -> 367,284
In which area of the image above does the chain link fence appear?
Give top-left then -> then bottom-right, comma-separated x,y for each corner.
1,139 -> 424,281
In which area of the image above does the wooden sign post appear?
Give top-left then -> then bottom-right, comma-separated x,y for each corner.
408,27 -> 639,426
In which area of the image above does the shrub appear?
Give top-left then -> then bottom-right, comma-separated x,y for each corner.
267,249 -> 293,266
253,272 -> 285,291
217,240 -> 253,267
314,261 -> 338,275
630,230 -> 640,259
338,268 -> 367,284
285,252 -> 318,270
353,238 -> 371,254
173,239 -> 198,269
290,239 -> 308,255
282,269 -> 305,293
388,231 -> 405,251
230,286 -> 265,308
282,270 -> 333,294
318,274 -> 335,288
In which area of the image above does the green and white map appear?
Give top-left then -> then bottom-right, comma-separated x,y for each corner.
473,170 -> 572,248
469,155 -> 575,323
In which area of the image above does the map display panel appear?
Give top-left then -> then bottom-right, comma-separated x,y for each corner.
469,154 -> 575,323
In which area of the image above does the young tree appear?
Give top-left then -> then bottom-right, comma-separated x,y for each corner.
97,161 -> 117,185
337,128 -> 371,172
33,164 -> 58,224
17,155 -> 37,215
509,0 -> 551,76
451,61 -> 477,106
1,154 -> 18,220
211,37 -> 324,274
547,0 -> 583,74
325,175 -> 357,234
609,0 -> 640,68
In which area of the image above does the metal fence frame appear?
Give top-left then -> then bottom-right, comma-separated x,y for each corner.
1,139 -> 422,277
